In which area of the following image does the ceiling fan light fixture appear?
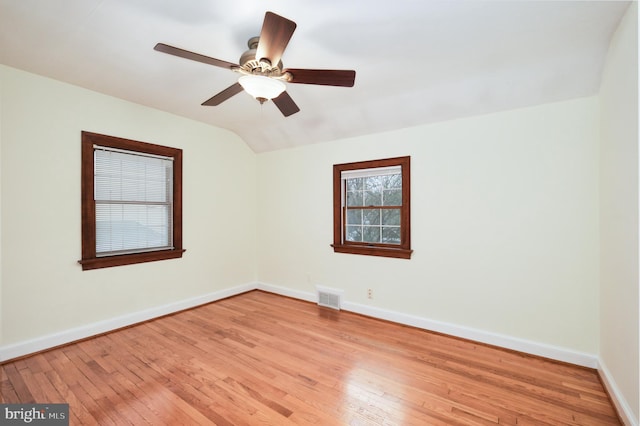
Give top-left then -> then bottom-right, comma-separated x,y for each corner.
239,75 -> 285,103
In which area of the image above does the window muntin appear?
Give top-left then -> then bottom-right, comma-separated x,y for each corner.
80,132 -> 185,270
332,157 -> 412,259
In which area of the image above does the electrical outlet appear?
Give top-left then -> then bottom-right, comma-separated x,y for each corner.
367,288 -> 373,299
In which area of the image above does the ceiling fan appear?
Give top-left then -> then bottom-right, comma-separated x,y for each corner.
154,11 -> 356,117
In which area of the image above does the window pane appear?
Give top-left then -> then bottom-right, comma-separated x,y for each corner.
383,189 -> 402,206
346,209 -> 362,224
363,226 -> 381,243
364,190 -> 381,206
346,226 -> 362,242
347,191 -> 364,207
383,174 -> 402,189
364,176 -> 382,191
363,209 -> 380,225
382,227 -> 401,244
346,177 -> 363,191
382,209 -> 401,226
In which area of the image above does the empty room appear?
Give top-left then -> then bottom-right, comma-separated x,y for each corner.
0,1 -> 638,425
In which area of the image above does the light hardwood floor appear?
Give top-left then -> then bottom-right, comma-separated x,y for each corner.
1,290 -> 620,425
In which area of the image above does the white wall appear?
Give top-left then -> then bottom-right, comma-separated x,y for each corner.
599,1 -> 639,423
0,65 -> 3,346
257,96 -> 600,356
0,65 -> 257,347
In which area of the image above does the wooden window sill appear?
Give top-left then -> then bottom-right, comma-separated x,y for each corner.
331,244 -> 412,259
78,249 -> 186,271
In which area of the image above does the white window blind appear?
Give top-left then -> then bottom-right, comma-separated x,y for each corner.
94,146 -> 173,256
340,165 -> 401,180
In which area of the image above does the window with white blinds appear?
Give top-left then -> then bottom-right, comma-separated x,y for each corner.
80,131 -> 184,271
94,147 -> 173,256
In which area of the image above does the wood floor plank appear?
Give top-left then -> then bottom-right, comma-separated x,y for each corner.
0,290 -> 621,425
1,363 -> 33,402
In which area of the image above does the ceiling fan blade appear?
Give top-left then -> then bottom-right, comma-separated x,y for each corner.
272,91 -> 300,117
201,82 -> 244,106
284,69 -> 356,87
154,43 -> 238,69
255,12 -> 297,67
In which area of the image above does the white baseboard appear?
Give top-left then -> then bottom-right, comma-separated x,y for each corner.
3,280 -> 632,425
343,300 -> 598,368
0,282 -> 256,362
4,281 -> 595,367
257,281 -> 597,368
598,359 -> 639,426
256,281 -> 317,303
1,280 -> 600,368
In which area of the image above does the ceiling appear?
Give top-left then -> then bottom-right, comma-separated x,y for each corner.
0,1 -> 631,153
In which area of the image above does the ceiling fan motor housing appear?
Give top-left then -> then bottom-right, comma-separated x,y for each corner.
239,36 -> 284,77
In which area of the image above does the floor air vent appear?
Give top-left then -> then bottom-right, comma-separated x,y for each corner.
316,286 -> 342,310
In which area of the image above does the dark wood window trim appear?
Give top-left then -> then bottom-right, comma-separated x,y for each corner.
79,131 -> 185,270
332,156 -> 412,259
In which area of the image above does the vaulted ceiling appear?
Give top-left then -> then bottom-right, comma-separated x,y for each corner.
0,1 -> 631,152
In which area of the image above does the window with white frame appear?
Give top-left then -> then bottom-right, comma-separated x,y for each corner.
332,156 -> 412,259
79,131 -> 185,270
